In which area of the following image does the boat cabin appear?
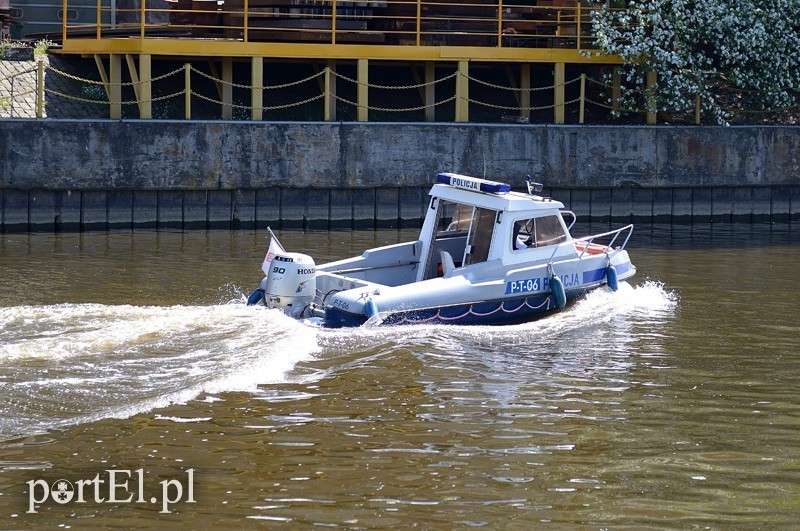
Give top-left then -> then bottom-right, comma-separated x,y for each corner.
417,173 -> 576,282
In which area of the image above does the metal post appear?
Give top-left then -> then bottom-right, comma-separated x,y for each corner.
222,57 -> 233,120
252,56 -> 263,121
646,70 -> 657,125
96,0 -> 101,39
125,54 -> 141,104
325,61 -> 336,121
140,0 -> 145,39
184,63 -> 191,120
497,0 -> 503,47
331,0 -> 337,45
357,58 -> 368,122
576,3 -> 581,49
110,54 -> 121,119
554,62 -> 565,124
36,60 -> 45,118
694,94 -> 701,125
579,73 -> 585,124
243,0 -> 249,42
324,66 -> 331,121
424,61 -> 435,122
520,63 -> 530,120
416,0 -> 421,46
63,0 -> 68,43
455,60 -> 469,123
140,54 -> 152,119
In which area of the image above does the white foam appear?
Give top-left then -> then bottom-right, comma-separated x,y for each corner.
0,303 -> 321,438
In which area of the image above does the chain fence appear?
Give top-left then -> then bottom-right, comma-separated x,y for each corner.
0,57 -> 667,122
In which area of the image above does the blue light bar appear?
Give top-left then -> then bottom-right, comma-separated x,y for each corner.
437,173 -> 511,194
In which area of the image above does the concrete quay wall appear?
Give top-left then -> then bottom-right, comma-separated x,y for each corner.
1,121 -> 799,231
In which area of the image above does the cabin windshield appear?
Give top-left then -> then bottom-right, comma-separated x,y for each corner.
511,215 -> 568,250
425,199 -> 498,279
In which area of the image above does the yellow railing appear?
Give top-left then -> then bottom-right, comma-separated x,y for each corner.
60,0 -> 598,50
2,60 -> 634,123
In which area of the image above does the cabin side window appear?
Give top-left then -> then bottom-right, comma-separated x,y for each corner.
512,215 -> 568,250
464,207 -> 497,265
424,200 -> 498,279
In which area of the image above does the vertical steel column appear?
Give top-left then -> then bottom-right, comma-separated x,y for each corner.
425,61 -> 435,122
578,73 -> 585,124
646,70 -> 657,125
357,59 -> 368,122
497,0 -> 503,47
222,57 -> 233,120
243,0 -> 249,42
554,62 -> 565,124
252,56 -> 263,121
63,0 -> 68,43
140,0 -> 145,38
96,0 -> 102,39
415,0 -> 421,46
695,94 -> 701,125
455,60 -> 469,123
36,60 -> 44,118
325,60 -> 337,121
331,0 -> 337,44
110,54 -> 121,119
140,54 -> 151,119
520,63 -> 530,120
184,63 -> 191,120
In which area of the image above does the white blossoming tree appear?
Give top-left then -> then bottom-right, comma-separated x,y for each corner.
588,0 -> 800,124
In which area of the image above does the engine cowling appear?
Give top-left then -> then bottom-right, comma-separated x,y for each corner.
264,252 -> 316,317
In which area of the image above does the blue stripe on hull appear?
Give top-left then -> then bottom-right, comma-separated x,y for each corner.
324,288 -> 595,328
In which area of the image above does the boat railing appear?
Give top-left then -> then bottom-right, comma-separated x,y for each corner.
560,210 -> 576,231
571,224 -> 634,259
325,260 -> 420,276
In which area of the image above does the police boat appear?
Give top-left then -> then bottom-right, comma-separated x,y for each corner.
247,173 -> 636,327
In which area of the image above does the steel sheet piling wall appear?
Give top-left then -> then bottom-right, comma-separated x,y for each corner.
1,121 -> 799,232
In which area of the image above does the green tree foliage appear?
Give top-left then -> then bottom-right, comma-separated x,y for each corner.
588,0 -> 800,124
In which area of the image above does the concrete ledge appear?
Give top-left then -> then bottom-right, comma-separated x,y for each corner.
3,122 -> 800,190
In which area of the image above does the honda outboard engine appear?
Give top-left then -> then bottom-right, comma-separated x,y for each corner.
263,252 -> 316,317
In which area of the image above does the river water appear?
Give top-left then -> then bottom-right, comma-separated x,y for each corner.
0,224 -> 798,527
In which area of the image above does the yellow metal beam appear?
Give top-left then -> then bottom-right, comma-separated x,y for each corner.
185,63 -> 192,120
140,54 -> 152,119
109,54 -> 121,119
357,59 -> 368,122
324,62 -> 336,121
455,60 -> 468,123
252,57 -> 263,121
222,58 -> 233,120
554,62 -> 565,124
93,54 -> 111,101
125,54 -> 141,110
520,64 -> 530,120
36,60 -> 44,118
61,40 -> 622,65
424,61 -> 435,122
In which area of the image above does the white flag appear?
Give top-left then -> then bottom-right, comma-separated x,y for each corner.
261,228 -> 286,275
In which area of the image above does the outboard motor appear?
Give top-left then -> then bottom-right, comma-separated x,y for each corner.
263,252 -> 316,317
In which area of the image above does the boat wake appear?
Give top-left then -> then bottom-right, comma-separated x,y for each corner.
0,303 -> 319,440
0,281 -> 676,439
